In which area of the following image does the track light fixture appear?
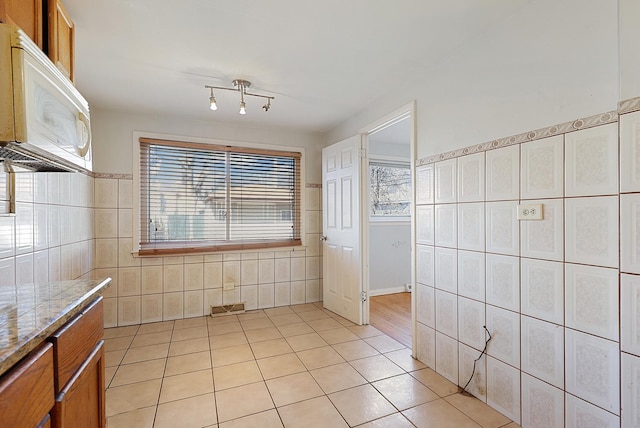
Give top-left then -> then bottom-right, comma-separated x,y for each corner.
209,87 -> 217,111
205,79 -> 274,115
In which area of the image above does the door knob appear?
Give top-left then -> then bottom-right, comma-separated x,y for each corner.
320,236 -> 328,241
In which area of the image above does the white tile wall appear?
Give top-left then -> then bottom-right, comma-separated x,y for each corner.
274,282 -> 291,307
414,116 -> 636,426
416,283 -> 435,328
141,267 -> 163,291
486,254 -> 520,312
416,245 -> 434,287
242,285 -> 258,310
520,135 -> 564,199
457,296 -> 485,350
435,159 -> 457,204
240,259 -> 258,285
81,178 -> 323,326
416,206 -> 434,245
565,123 -> 618,197
565,264 -> 619,341
520,198 -> 563,261
621,193 -> 640,274
486,356 -> 521,424
486,305 -> 520,368
622,352 -> 640,428
565,328 -> 620,414
416,164 -> 434,204
435,290 -> 458,339
435,332 -> 458,384
458,342 -> 486,402
184,290 -> 205,317
416,323 -> 435,368
565,196 -> 619,268
486,145 -> 519,201
565,393 -> 619,428
457,152 -> 485,202
458,203 -> 485,251
621,273 -> 640,356
434,247 -> 457,293
486,201 -> 519,256
163,292 -> 184,321
521,373 -> 564,428
520,316 -> 564,388
435,204 -> 457,248
457,250 -> 485,302
520,258 -> 564,324
620,111 -> 640,192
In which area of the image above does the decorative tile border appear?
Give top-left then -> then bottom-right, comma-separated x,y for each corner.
92,172 -> 133,179
417,109 -> 618,166
619,96 -> 640,115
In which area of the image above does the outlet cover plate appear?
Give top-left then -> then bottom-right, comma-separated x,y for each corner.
517,203 -> 543,220
223,282 -> 235,291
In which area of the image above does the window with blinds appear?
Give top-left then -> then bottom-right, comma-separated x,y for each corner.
138,138 -> 302,255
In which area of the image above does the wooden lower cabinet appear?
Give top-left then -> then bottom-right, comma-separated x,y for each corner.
38,414 -> 51,428
52,341 -> 105,428
0,344 -> 54,428
0,296 -> 105,428
49,297 -> 105,428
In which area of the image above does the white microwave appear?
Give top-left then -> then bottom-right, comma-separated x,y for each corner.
0,24 -> 92,172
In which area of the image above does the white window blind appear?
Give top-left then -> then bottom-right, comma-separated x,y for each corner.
139,138 -> 302,255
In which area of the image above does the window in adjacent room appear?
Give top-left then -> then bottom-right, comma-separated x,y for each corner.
369,161 -> 411,218
138,137 -> 302,255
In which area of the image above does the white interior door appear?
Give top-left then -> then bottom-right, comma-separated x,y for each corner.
322,136 -> 363,324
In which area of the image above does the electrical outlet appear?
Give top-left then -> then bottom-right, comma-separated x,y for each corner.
223,282 -> 235,291
517,204 -> 543,220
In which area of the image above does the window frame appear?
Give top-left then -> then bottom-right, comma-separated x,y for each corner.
133,134 -> 305,256
368,158 -> 411,222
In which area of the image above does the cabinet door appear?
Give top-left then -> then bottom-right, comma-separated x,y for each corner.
47,0 -> 74,82
0,343 -> 54,428
0,0 -> 44,48
52,341 -> 105,428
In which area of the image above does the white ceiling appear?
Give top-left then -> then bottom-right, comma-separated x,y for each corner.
63,0 -> 531,133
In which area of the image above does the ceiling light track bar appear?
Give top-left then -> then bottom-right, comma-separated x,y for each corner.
204,85 -> 275,100
205,79 -> 274,113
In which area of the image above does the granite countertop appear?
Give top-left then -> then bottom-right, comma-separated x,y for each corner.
0,277 -> 112,377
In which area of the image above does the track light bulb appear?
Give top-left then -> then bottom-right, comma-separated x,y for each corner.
262,100 -> 271,112
209,88 -> 217,111
239,101 -> 246,115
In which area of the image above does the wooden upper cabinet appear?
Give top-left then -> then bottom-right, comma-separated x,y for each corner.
0,0 -> 44,48
48,0 -> 74,82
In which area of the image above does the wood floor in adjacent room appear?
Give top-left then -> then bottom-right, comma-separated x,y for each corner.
370,292 -> 412,348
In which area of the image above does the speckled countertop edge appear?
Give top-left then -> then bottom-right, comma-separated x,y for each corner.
0,278 -> 112,377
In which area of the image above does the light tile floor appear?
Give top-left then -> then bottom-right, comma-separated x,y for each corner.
104,303 -> 522,428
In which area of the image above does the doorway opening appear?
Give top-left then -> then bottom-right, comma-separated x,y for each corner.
363,108 -> 414,348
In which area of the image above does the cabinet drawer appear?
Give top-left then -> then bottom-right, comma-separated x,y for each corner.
49,297 -> 103,392
0,343 -> 54,428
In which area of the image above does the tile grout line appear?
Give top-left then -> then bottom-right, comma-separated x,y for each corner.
104,306 -> 514,427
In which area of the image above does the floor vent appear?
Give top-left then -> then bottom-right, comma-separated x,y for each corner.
210,303 -> 246,317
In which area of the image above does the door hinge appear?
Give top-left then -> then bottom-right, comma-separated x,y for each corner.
360,148 -> 366,158
361,291 -> 367,302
